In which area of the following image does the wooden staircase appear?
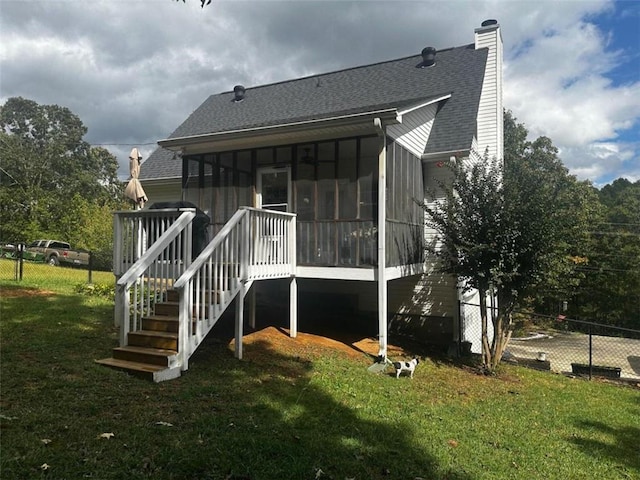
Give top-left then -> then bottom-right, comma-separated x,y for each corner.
104,206 -> 296,382
96,290 -> 185,382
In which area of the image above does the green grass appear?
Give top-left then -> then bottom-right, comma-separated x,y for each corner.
1,271 -> 639,480
0,258 -> 113,294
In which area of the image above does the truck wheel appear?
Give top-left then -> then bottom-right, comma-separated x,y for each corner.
48,255 -> 59,266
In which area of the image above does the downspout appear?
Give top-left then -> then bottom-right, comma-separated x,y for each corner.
374,117 -> 388,360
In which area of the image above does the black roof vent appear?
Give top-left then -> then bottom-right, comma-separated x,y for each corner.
481,19 -> 498,27
233,85 -> 245,102
416,47 -> 436,68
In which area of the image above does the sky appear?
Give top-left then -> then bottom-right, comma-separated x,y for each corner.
1,0 -> 639,187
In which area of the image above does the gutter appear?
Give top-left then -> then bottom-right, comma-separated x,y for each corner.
421,148 -> 471,162
158,108 -> 401,151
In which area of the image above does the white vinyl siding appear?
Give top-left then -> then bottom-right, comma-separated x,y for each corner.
387,103 -> 437,158
475,25 -> 504,161
142,181 -> 182,207
388,273 -> 457,317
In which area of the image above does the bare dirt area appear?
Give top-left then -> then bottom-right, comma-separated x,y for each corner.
231,326 -> 412,362
0,287 -> 56,298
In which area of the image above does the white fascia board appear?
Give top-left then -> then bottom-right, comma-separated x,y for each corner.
397,94 -> 452,117
141,177 -> 181,184
158,108 -> 401,151
296,266 -> 376,281
385,263 -> 426,281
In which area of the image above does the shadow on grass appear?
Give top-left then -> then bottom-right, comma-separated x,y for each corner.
184,332 -> 474,480
1,290 -> 472,480
570,419 -> 640,473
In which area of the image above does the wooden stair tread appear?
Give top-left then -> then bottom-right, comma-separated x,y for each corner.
143,315 -> 179,323
129,330 -> 178,339
114,345 -> 177,356
95,357 -> 166,373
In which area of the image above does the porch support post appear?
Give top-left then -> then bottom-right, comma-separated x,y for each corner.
375,118 -> 388,360
235,284 -> 247,359
249,285 -> 256,330
289,276 -> 298,338
289,213 -> 297,338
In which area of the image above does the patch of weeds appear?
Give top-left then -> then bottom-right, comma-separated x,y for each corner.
74,282 -> 115,298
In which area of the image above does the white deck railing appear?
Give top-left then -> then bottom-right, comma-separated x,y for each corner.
113,208 -> 196,346
113,206 -> 296,372
173,207 -> 296,369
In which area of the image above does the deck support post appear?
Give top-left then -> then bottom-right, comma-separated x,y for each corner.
235,284 -> 248,359
375,118 -> 388,360
249,285 -> 256,330
289,276 -> 297,338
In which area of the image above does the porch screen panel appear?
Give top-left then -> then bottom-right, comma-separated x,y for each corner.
359,137 -> 378,221
295,145 -> 315,221
385,140 -> 424,267
338,139 -> 357,219
316,221 -> 336,265
296,221 -> 315,264
237,151 -> 252,208
316,142 -> 336,220
183,156 -> 200,206
202,159 -> 214,219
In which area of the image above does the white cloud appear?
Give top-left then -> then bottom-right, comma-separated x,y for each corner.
504,11 -> 640,184
1,0 -> 637,185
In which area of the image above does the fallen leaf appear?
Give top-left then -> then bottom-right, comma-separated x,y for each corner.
155,421 -> 174,427
40,463 -> 50,471
97,432 -> 114,440
315,468 -> 325,479
41,439 -> 52,445
447,439 -> 459,448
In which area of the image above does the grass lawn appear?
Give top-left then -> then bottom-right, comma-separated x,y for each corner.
1,266 -> 639,479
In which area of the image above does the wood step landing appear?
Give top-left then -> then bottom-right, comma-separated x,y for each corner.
95,357 -> 181,382
96,345 -> 179,382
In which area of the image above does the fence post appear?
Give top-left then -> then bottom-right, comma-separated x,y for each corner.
18,244 -> 24,281
88,250 -> 93,284
588,324 -> 593,380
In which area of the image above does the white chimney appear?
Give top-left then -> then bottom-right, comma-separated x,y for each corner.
474,19 -> 504,162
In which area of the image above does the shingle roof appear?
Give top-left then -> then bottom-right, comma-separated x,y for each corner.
141,43 -> 487,180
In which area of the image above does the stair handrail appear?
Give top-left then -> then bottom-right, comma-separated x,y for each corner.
114,209 -> 196,347
173,208 -> 247,291
116,210 -> 196,288
172,207 -> 296,370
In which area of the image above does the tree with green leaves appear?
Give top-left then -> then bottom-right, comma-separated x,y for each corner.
423,111 -> 601,371
0,97 -> 125,268
572,179 -> 640,328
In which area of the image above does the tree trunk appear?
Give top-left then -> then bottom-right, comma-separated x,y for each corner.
479,288 -> 492,369
490,309 -> 513,371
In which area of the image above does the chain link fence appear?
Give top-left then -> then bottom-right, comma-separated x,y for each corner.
0,243 -> 98,283
461,302 -> 640,382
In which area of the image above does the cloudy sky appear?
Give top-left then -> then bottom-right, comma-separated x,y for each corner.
1,0 -> 639,186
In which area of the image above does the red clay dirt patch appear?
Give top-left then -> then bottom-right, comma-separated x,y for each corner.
230,326 -> 411,361
0,287 -> 56,298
